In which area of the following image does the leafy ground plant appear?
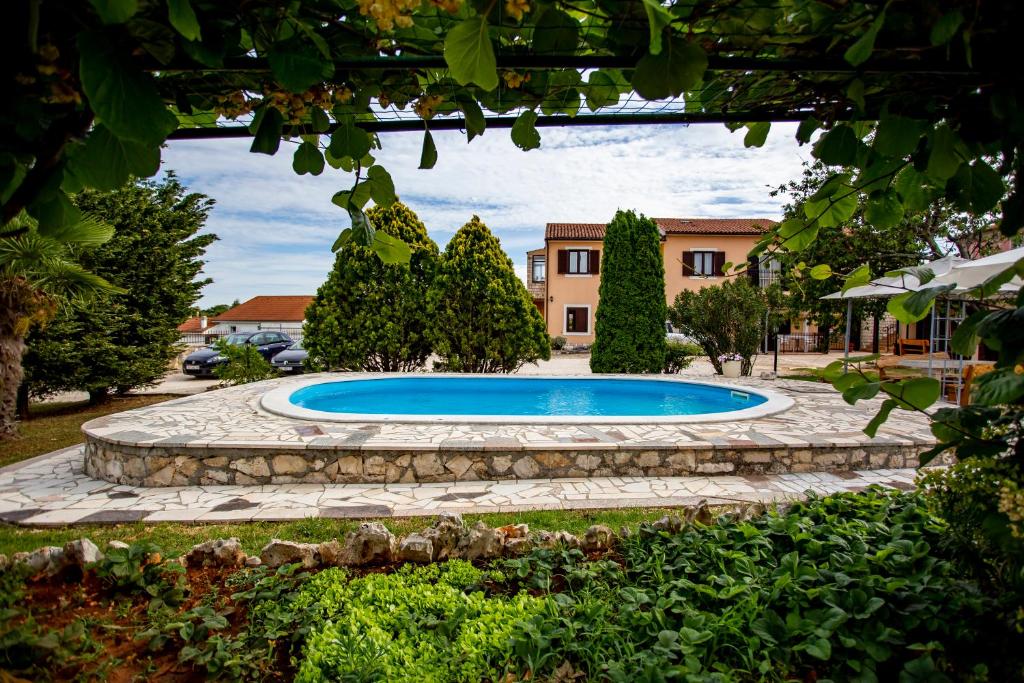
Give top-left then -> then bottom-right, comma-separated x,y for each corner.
2,493 -> 1020,681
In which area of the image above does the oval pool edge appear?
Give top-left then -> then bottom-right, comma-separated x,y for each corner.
260,374 -> 795,424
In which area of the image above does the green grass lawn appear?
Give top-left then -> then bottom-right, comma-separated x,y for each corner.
0,394 -> 175,469
0,508 -> 694,556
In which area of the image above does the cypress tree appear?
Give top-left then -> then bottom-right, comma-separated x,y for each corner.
427,216 -> 550,372
590,209 -> 667,373
23,174 -> 216,403
304,201 -> 438,371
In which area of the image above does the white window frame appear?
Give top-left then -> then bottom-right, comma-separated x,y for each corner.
688,247 -> 720,279
531,256 -> 546,282
564,248 -> 592,276
563,304 -> 591,336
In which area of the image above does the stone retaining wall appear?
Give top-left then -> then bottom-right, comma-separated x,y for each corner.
84,435 -> 929,487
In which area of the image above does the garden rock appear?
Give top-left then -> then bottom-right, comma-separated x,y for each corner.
397,533 -> 433,563
498,523 -> 529,539
553,531 -> 581,549
317,540 -> 345,567
13,546 -> 65,575
687,502 -> 713,526
260,539 -> 320,569
63,539 -> 103,566
504,536 -> 533,555
581,525 -> 615,552
457,522 -> 506,560
106,540 -> 130,550
339,523 -> 396,566
652,515 -> 683,533
422,512 -> 465,560
185,537 -> 246,568
245,556 -> 262,568
0,554 -> 8,572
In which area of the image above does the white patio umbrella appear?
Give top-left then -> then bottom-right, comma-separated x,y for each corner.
927,245 -> 1024,293
820,255 -> 966,366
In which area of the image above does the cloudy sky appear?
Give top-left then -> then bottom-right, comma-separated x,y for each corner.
161,121 -> 813,307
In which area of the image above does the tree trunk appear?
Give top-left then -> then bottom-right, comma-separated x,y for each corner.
88,387 -> 110,405
16,382 -> 29,421
0,331 -> 27,439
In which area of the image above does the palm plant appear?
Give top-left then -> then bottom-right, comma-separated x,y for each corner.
0,213 -> 119,438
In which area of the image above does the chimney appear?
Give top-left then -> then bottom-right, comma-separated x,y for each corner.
199,316 -> 208,330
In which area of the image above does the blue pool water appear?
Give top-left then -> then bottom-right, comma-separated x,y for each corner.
288,377 -> 765,417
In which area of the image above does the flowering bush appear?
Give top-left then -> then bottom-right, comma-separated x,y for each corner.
717,352 -> 743,363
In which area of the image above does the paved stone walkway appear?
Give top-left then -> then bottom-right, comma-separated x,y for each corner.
0,445 -> 923,527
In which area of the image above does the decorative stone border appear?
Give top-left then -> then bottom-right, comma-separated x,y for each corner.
80,373 -> 940,487
260,375 -> 796,424
82,439 -> 931,488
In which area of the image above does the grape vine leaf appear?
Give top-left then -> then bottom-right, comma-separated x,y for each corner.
89,0 -> 138,24
268,40 -> 334,93
292,141 -> 325,175
66,124 -> 161,191
167,0 -> 201,41
533,9 -> 579,54
511,111 -> 541,151
444,17 -> 498,91
249,106 -> 284,155
743,122 -> 770,148
844,9 -> 886,66
419,129 -> 437,169
78,32 -> 178,146
632,37 -> 707,100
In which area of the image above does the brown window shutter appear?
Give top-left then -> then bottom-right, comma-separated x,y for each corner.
557,249 -> 568,274
682,251 -> 695,275
590,250 -> 600,275
714,252 -> 726,276
580,308 -> 588,333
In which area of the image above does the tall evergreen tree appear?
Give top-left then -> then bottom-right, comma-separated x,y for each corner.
591,210 -> 667,373
23,174 -> 215,403
304,201 -> 438,371
427,216 -> 550,373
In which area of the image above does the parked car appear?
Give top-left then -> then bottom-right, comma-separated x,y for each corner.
182,331 -> 294,377
271,340 -> 308,373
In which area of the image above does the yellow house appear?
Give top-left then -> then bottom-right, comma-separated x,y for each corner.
527,218 -> 777,345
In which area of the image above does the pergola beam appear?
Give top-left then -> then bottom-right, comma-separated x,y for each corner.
167,110 -> 839,140
152,54 -> 983,77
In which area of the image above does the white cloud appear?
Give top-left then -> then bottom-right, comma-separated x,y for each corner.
162,122 -> 811,306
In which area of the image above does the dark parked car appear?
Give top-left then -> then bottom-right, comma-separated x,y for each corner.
182,331 -> 293,378
271,340 -> 308,373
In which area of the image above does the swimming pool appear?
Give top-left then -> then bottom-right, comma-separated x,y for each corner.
261,375 -> 793,424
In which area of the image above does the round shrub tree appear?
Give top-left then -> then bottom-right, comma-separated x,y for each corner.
304,201 -> 438,371
590,210 -> 667,373
427,216 -> 549,372
669,279 -> 784,376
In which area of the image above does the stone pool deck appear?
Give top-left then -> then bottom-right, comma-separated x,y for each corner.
80,374 -> 937,487
0,445 -> 923,526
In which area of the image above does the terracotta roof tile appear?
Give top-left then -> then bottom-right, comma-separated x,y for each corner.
177,317 -> 204,333
545,217 -> 775,240
212,296 -> 315,323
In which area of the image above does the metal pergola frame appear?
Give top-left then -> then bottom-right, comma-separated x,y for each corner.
162,53 -> 987,141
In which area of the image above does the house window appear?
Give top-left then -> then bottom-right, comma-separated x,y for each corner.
565,306 -> 589,334
568,250 -> 589,274
557,249 -> 600,275
532,256 -> 546,282
693,251 -> 715,276
683,250 -> 723,277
